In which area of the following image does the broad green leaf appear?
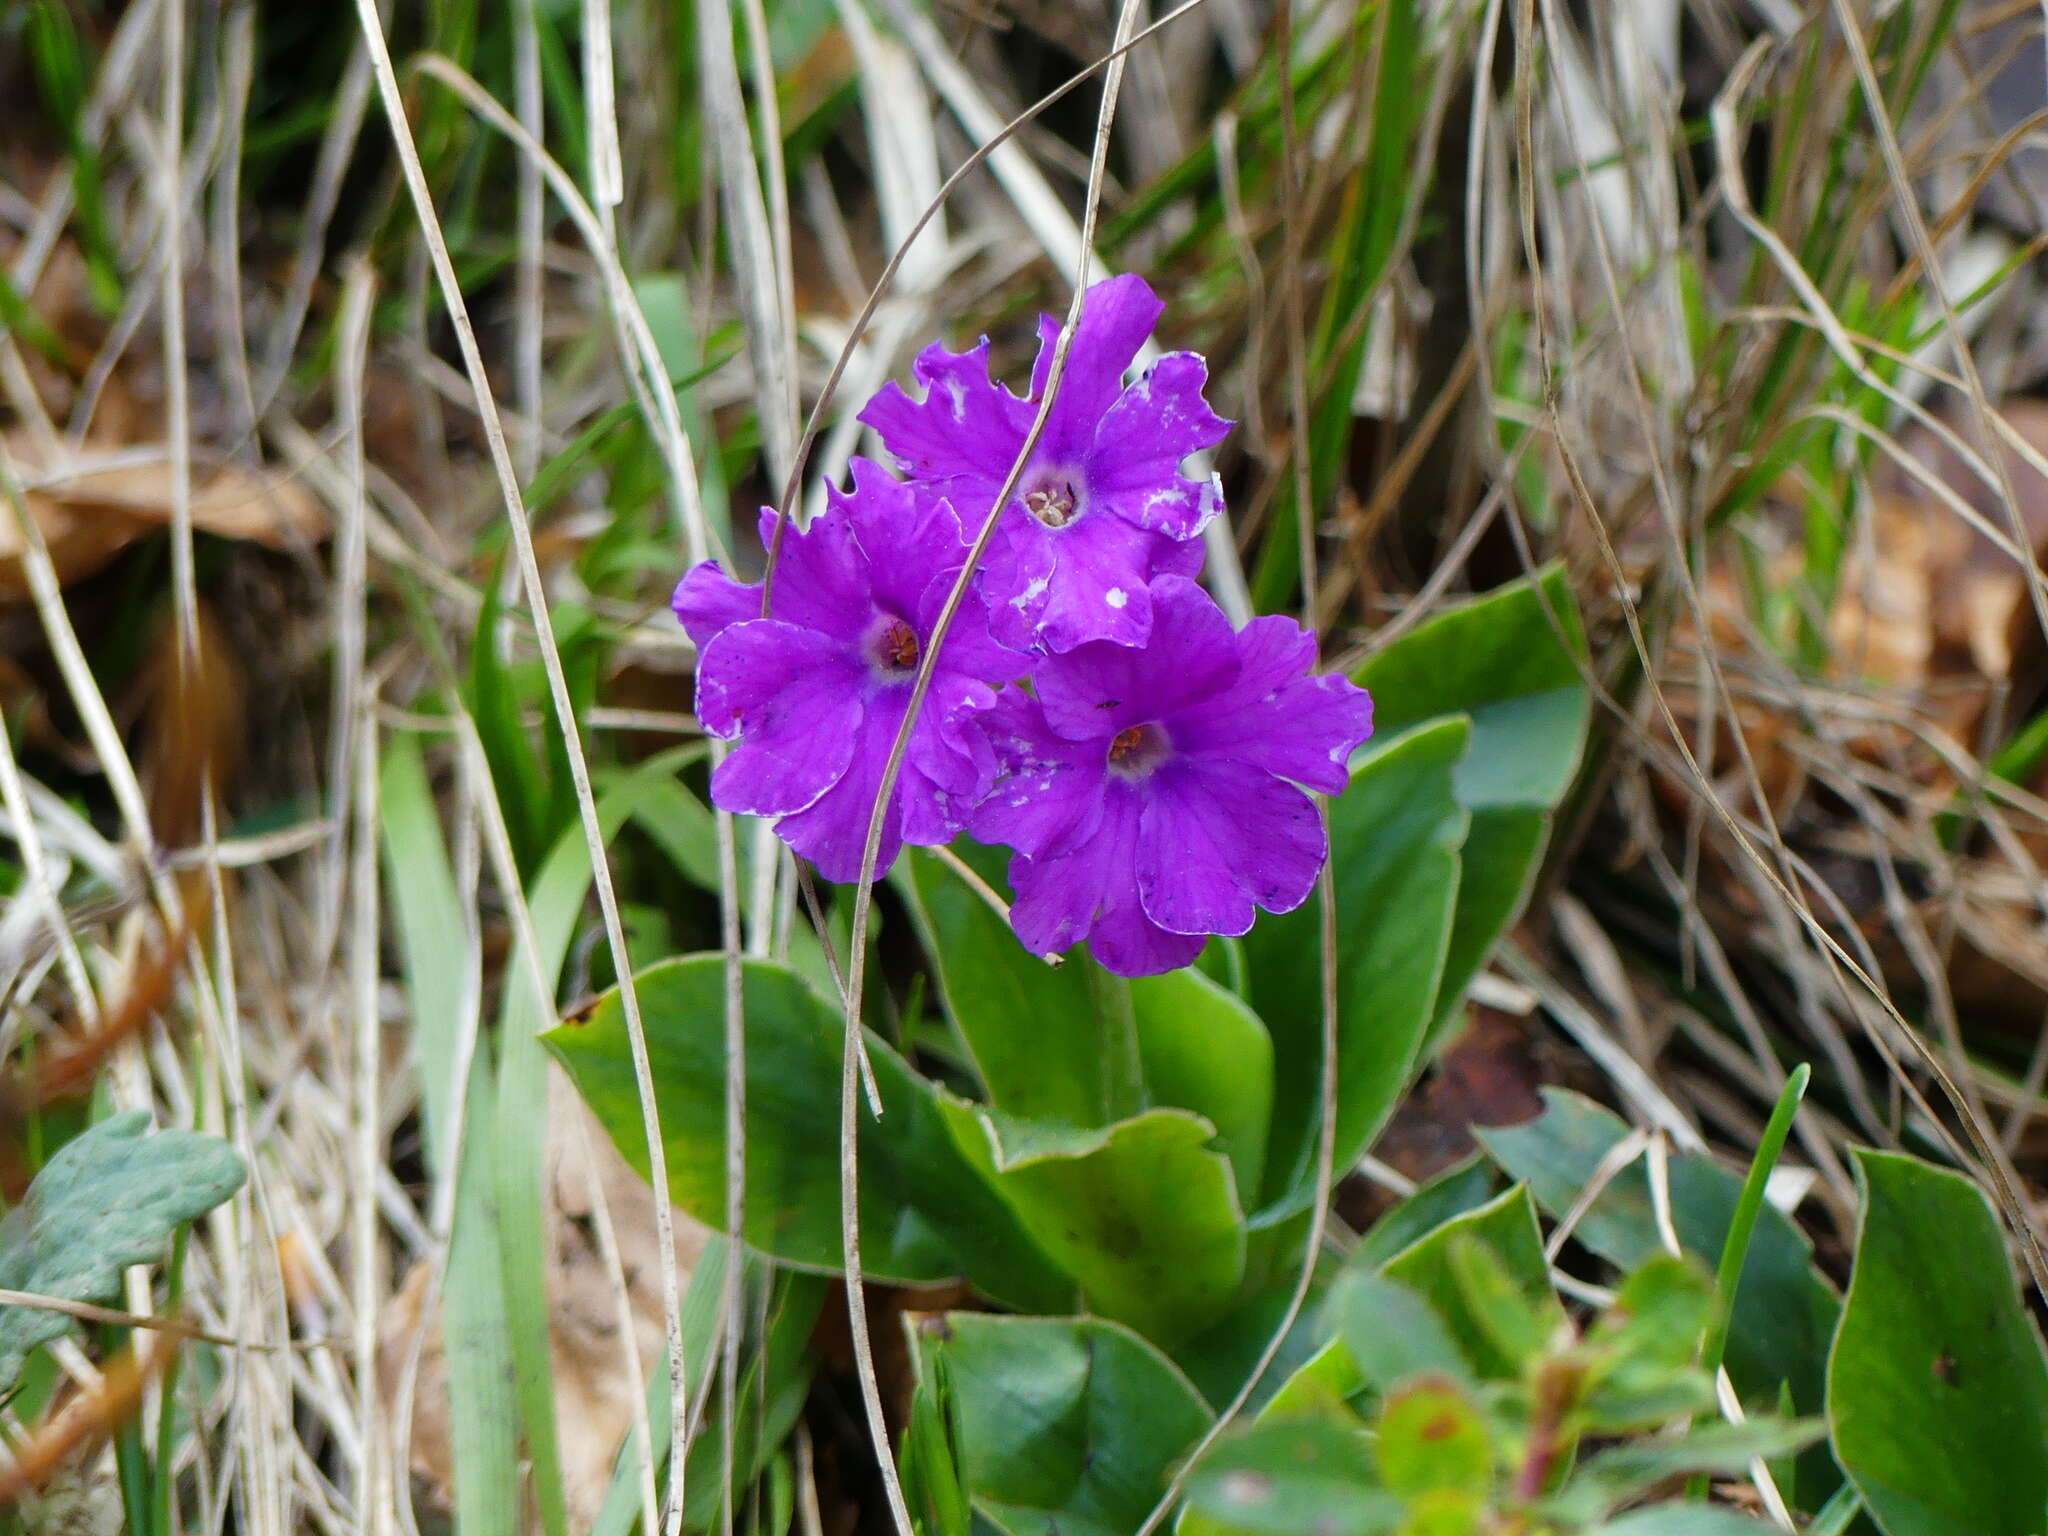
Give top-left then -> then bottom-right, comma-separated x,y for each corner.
1183,1418 -> 1397,1536
942,1105 -> 1247,1346
1177,1342 -> 1369,1536
900,843 -> 1110,1127
903,850 -> 1275,1198
543,955 -> 1070,1309
1327,1273 -> 1474,1392
1830,1149 -> 2048,1536
1355,564 -> 1588,812
1578,1255 -> 1718,1432
0,1112 -> 245,1389
1131,968 -> 1273,1201
1353,564 -> 1590,1041
1355,1158 -> 1496,1270
1377,1187 -> 1562,1382
1376,1382 -> 1491,1494
1444,1234 -> 1552,1370
1430,806 -> 1545,1042
916,1313 -> 1212,1536
1475,1090 -> 1838,1416
1247,717 -> 1469,1214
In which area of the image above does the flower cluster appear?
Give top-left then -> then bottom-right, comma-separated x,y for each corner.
673,276 -> 1375,975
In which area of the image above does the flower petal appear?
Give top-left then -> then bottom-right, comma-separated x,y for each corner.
971,689 -> 1106,862
925,572 -> 1027,687
671,559 -> 760,650
1093,471 -> 1223,542
980,508 -> 1061,653
775,694 -> 908,882
1151,524 -> 1208,581
1087,352 -> 1231,529
752,502 -> 873,640
1006,781 -> 1203,976
1030,512 -> 1164,653
1012,774 -> 1130,939
1088,892 -> 1207,978
1135,757 -> 1326,937
858,337 -> 1030,487
699,621 -> 865,816
1028,275 -> 1164,465
1035,575 -> 1240,738
1168,616 -> 1376,794
839,460 -> 969,625
905,673 -> 1001,836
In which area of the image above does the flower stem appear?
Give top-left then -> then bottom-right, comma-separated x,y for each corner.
1086,954 -> 1147,1122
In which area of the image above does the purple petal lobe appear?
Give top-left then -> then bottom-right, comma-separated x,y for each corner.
1168,615 -> 1376,794
838,460 -> 967,625
672,560 -> 760,650
971,689 -> 1106,862
1004,781 -> 1198,976
1086,352 -> 1231,537
1135,758 -> 1326,937
1092,472 -> 1222,543
775,693 -> 908,882
904,673 -> 1002,838
1088,892 -> 1207,978
751,503 -> 872,640
699,621 -> 864,816
979,510 -> 1061,652
1035,576 -> 1239,738
858,338 -> 1027,489
1027,276 -> 1164,463
1025,512 -> 1164,653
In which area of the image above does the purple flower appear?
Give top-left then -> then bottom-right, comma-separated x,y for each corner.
971,577 -> 1375,977
859,274 -> 1230,654
672,459 -> 1022,883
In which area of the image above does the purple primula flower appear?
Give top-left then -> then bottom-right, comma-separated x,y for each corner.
672,459 -> 1021,883
971,576 -> 1376,977
859,274 -> 1231,654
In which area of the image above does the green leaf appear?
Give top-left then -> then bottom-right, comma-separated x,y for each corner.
1352,563 -> 1590,1041
1829,1149 -> 2048,1536
902,851 -> 1274,1199
1592,1254 -> 1715,1372
1328,1273 -> 1475,1392
940,1105 -> 1247,1346
1352,563 -> 1589,810
915,1313 -> 1212,1536
1355,1159 -> 1496,1271
1551,1420 -> 1825,1526
1177,1340 -> 1373,1536
381,733 -> 519,1536
1377,1187 -> 1563,1382
1430,807 -> 1545,1040
1183,1417 -> 1399,1536
542,955 -> 1071,1309
1376,1381 -> 1492,1495
1476,1090 -> 1838,1417
1246,717 -> 1469,1214
902,1334 -> 974,1536
1585,1509 -> 1780,1536
900,843 -> 1111,1127
1444,1234 -> 1554,1372
0,1112 -> 245,1388
1130,969 -> 1273,1202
